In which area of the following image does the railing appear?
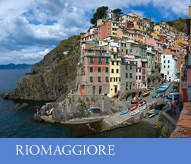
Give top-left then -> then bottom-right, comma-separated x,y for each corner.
79,72 -> 85,75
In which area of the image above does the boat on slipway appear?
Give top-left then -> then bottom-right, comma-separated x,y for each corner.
130,110 -> 140,116
120,109 -> 130,115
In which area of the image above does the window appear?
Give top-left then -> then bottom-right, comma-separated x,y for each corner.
90,57 -> 93,63
122,49 -> 123,52
136,76 -> 137,80
99,86 -> 102,94
116,69 -> 119,73
90,77 -> 93,82
126,49 -> 128,54
164,60 -> 166,63
98,58 -> 102,63
111,69 -> 114,73
105,67 -> 108,72
139,76 -> 141,80
92,86 -> 95,95
90,67 -> 93,72
105,77 -> 109,82
126,65 -> 128,70
130,73 -> 133,78
116,62 -> 119,65
142,49 -> 143,52
98,77 -> 101,82
144,49 -> 146,53
130,48 -> 132,52
126,83 -> 128,90
98,67 -> 101,72
113,55 -> 116,59
130,65 -> 132,70
136,68 -> 138,72
164,65 -> 166,68
106,58 -> 109,63
126,73 -> 128,78
168,65 -> 170,68
168,60 -> 170,63
163,55 -> 165,58
112,61 -> 114,65
139,69 -> 141,72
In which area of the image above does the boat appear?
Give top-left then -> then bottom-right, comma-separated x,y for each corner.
147,101 -> 156,107
129,105 -> 138,111
143,92 -> 150,97
139,105 -> 147,111
131,100 -> 141,104
147,110 -> 160,115
166,95 -> 179,100
147,109 -> 156,114
139,100 -> 147,107
89,106 -> 101,110
130,110 -> 140,116
149,112 -> 159,118
120,109 -> 130,115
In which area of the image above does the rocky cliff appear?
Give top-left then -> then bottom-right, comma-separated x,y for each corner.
0,35 -> 80,101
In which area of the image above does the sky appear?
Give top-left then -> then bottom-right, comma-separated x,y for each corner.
0,0 -> 190,64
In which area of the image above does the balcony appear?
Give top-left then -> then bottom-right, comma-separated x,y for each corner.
79,71 -> 85,75
141,59 -> 147,62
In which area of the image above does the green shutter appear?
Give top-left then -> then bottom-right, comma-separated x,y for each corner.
90,57 -> 93,63
90,77 -> 93,82
126,65 -> 128,70
98,58 -> 102,63
105,67 -> 108,72
90,67 -> 93,72
98,77 -> 101,82
130,65 -> 132,70
106,58 -> 109,63
105,76 -> 109,82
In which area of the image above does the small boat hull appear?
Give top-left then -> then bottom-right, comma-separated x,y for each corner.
90,106 -> 100,110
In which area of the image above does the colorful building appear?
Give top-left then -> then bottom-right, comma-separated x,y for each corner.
98,20 -> 119,40
110,52 -> 121,97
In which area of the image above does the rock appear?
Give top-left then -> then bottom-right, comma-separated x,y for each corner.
21,103 -> 28,108
15,103 -> 21,109
6,107 -> 9,110
41,116 -> 55,123
33,113 -> 43,122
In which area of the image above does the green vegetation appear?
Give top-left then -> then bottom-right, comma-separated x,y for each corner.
90,6 -> 123,25
82,101 -> 86,107
90,6 -> 108,24
91,98 -> 95,102
162,125 -> 169,137
86,97 -> 89,102
68,97 -> 71,105
78,98 -> 82,103
158,111 -> 162,121
167,17 -> 187,32
157,121 -> 164,129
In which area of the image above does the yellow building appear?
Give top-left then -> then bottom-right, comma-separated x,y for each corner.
177,38 -> 186,45
110,52 -> 121,97
151,32 -> 160,39
128,13 -> 147,31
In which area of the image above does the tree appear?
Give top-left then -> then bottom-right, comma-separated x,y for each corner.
112,8 -> 123,20
90,6 -> 108,25
155,22 -> 160,25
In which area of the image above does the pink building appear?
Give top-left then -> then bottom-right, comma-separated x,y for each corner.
124,55 -> 148,89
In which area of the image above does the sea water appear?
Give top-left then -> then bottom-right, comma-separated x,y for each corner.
0,69 -> 159,138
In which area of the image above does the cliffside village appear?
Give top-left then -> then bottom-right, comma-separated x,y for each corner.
75,9 -> 190,102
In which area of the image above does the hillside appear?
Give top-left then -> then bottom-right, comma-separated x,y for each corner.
167,17 -> 187,32
0,35 -> 81,101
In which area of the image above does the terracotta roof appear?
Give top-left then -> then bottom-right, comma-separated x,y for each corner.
165,49 -> 175,55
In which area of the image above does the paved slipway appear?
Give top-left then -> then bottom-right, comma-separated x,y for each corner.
98,83 -> 173,132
